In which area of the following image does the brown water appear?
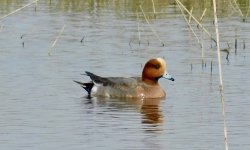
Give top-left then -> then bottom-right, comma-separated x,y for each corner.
0,0 -> 250,149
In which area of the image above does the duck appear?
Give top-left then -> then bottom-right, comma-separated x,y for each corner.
74,58 -> 174,99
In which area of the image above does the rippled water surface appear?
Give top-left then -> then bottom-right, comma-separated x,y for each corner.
0,0 -> 250,149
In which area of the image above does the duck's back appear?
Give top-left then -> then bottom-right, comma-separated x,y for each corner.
91,76 -> 142,98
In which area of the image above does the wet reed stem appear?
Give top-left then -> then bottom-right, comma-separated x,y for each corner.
212,0 -> 229,150
235,29 -> 238,54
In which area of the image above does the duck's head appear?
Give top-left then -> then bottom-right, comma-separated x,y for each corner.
142,58 -> 174,85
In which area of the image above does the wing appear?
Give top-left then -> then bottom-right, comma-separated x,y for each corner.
84,71 -> 110,85
84,71 -> 140,88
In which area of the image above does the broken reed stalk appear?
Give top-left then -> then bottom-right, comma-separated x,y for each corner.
151,0 -> 156,16
139,5 -> 165,46
199,8 -> 207,22
175,0 -> 217,44
0,0 -> 39,21
136,11 -> 141,45
212,0 -> 229,150
48,24 -> 66,56
177,2 -> 201,47
201,30 -> 204,67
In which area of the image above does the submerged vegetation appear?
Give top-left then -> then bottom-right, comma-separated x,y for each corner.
0,0 -> 249,20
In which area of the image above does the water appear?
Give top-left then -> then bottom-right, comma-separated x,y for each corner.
0,0 -> 250,149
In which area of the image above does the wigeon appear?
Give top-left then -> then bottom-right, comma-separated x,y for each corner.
74,58 -> 174,99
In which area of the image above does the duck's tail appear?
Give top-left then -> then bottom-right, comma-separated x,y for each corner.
74,80 -> 94,98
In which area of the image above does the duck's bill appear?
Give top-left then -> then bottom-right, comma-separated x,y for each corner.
163,73 -> 175,81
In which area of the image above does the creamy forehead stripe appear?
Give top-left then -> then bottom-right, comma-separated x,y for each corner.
156,58 -> 166,67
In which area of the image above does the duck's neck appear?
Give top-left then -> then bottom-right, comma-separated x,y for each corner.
142,77 -> 159,85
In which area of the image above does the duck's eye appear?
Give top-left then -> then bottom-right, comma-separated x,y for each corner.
154,64 -> 161,69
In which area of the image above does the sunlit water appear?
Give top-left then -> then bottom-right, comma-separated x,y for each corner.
0,1 -> 250,149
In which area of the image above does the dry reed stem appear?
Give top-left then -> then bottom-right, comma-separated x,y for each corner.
201,31 -> 204,59
48,24 -> 66,56
0,0 -> 39,21
199,8 -> 207,22
229,1 -> 239,15
175,0 -> 216,43
231,0 -> 244,17
188,7 -> 193,23
176,2 -> 201,47
139,5 -> 164,46
212,0 -> 229,150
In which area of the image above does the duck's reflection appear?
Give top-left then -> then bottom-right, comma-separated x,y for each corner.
140,98 -> 164,125
138,98 -> 164,133
83,97 -> 164,132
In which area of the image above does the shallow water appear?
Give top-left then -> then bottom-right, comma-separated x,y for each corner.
0,0 -> 250,149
